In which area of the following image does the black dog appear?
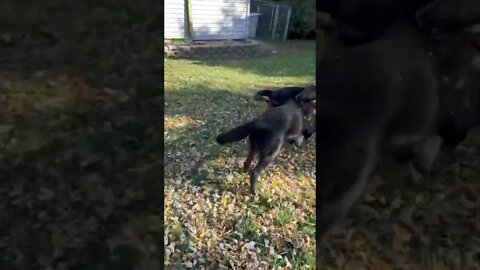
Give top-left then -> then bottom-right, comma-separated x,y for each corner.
316,18 -> 480,240
254,85 -> 317,139
216,98 -> 315,194
315,22 -> 444,238
254,86 -> 307,107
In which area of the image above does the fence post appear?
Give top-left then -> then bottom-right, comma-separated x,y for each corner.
272,5 -> 279,40
269,5 -> 274,34
283,6 -> 291,41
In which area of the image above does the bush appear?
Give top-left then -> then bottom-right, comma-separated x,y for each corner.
283,0 -> 315,39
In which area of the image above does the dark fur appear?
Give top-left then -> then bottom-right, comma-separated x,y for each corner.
216,99 -> 314,194
253,87 -> 305,107
317,0 -> 435,46
416,0 -> 480,35
316,22 -> 480,241
316,23 -> 442,238
315,0 -> 480,248
254,85 -> 317,140
435,33 -> 480,150
317,0 -> 480,48
318,0 -> 480,155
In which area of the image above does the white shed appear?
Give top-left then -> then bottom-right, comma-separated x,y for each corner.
164,0 -> 251,40
165,1 -> 187,38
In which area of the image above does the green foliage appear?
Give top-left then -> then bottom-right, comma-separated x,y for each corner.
274,0 -> 315,39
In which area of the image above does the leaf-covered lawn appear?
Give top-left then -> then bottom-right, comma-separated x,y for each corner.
164,41 -> 316,269
316,136 -> 480,269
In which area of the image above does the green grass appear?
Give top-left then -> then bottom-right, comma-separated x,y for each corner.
164,40 -> 316,268
166,38 -> 188,43
239,217 -> 257,238
275,208 -> 295,227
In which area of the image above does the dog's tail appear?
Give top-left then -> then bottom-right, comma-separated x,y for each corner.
254,90 -> 273,102
216,121 -> 257,145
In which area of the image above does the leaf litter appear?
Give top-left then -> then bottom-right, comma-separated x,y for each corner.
164,42 -> 316,269
0,1 -> 164,269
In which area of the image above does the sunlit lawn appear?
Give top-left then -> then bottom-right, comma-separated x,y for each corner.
164,40 -> 317,269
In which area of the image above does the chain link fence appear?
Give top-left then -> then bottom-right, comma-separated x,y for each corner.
250,0 -> 292,41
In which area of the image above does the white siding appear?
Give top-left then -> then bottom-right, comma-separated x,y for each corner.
190,0 -> 249,40
165,0 -> 186,38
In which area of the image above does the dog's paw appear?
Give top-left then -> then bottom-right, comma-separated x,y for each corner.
294,136 -> 304,147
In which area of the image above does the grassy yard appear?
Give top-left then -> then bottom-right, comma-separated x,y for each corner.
164,41 -> 316,269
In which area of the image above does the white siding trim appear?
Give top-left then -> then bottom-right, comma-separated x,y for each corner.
165,0 -> 186,38
191,0 -> 249,40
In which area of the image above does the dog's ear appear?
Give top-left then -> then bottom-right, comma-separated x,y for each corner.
295,92 -> 304,102
296,86 -> 316,102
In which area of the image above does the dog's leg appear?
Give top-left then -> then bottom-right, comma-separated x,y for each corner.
249,141 -> 282,195
410,134 -> 442,180
302,129 -> 314,140
243,139 -> 256,173
286,134 -> 304,147
293,135 -> 304,147
249,154 -> 274,195
317,133 -> 379,240
318,157 -> 376,239
408,162 -> 424,183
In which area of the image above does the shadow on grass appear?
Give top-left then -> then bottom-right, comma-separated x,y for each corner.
164,85 -> 263,194
164,82 -> 316,199
186,40 -> 316,78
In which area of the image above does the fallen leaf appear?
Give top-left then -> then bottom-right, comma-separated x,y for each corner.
244,241 -> 255,250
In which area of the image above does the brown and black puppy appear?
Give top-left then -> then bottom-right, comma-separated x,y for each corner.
254,85 -> 317,140
316,22 -> 442,238
216,98 -> 315,195
391,31 -> 480,167
315,0 -> 480,243
316,25 -> 480,240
